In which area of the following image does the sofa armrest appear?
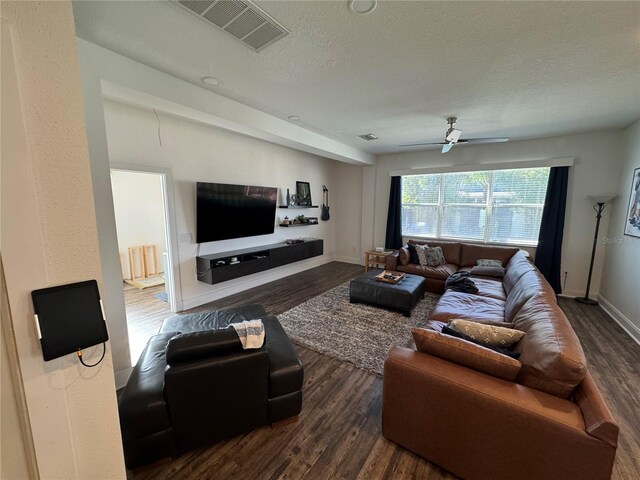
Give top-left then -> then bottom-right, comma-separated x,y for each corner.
574,370 -> 619,447
382,346 -> 617,480
385,250 -> 400,270
166,329 -> 243,365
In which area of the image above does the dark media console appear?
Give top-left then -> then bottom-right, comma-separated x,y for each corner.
196,238 -> 324,285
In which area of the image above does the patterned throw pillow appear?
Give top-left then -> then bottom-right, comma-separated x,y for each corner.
470,265 -> 506,278
417,245 -> 446,267
448,319 -> 525,348
477,259 -> 503,267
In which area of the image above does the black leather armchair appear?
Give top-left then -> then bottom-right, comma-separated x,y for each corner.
118,305 -> 303,469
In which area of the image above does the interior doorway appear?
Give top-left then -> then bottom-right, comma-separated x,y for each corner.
110,168 -> 176,365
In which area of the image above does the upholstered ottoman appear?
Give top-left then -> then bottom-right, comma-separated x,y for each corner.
349,270 -> 426,316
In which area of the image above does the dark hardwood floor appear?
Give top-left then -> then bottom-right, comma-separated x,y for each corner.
126,261 -> 640,480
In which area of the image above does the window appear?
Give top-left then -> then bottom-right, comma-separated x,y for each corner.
401,167 -> 550,245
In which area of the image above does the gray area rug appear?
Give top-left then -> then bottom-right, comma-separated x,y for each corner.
278,281 -> 440,376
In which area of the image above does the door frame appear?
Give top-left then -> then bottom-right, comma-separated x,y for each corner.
109,162 -> 181,313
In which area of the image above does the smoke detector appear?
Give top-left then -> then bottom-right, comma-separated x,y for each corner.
172,0 -> 289,52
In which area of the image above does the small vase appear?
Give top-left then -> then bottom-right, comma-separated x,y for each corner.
286,188 -> 291,206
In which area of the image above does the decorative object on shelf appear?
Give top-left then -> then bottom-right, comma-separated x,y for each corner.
282,216 -> 290,225
624,167 -> 640,238
286,188 -> 291,207
322,185 -> 330,221
575,194 -> 617,305
286,238 -> 304,244
279,215 -> 318,227
289,194 -> 298,206
296,181 -> 312,206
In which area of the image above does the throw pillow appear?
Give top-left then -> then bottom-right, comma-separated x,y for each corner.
407,244 -> 420,264
470,265 -> 506,278
399,246 -> 410,266
417,245 -> 446,267
477,259 -> 503,267
448,319 -> 525,349
442,326 -> 520,359
412,328 -> 522,381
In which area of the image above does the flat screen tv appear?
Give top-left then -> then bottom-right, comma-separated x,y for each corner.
31,280 -> 109,361
197,182 -> 278,243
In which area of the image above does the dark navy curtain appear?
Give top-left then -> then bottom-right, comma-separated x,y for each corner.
385,176 -> 403,249
535,166 -> 569,294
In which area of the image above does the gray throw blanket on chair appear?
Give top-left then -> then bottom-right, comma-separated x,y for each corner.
445,272 -> 479,295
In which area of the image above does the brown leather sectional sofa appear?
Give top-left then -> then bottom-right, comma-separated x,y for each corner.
382,240 -> 619,480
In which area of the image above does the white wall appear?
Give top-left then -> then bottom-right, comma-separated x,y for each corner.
368,130 -> 626,297
599,120 -> 640,343
111,170 -> 167,279
333,163 -> 364,264
0,2 -> 126,477
103,99 -> 337,310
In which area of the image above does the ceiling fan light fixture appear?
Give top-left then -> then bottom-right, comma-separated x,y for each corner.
348,0 -> 377,15
446,128 -> 462,143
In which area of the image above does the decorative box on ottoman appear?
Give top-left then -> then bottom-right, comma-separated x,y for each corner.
349,270 -> 426,316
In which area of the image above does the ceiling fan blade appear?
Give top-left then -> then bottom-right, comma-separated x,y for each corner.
399,141 -> 447,147
441,143 -> 454,153
458,137 -> 510,144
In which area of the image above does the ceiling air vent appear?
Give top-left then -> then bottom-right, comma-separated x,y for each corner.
173,0 -> 289,52
358,134 -> 379,141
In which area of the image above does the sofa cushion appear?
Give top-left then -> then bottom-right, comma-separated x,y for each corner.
408,239 -> 461,265
412,327 -> 522,381
504,250 -> 536,294
397,262 -> 458,280
477,259 -> 503,267
460,243 -> 519,268
448,319 -> 525,348
160,304 -> 268,333
504,270 -> 556,323
512,293 -> 587,398
430,291 -> 506,323
472,277 -> 507,301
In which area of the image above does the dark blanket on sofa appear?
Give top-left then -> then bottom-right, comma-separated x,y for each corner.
445,272 -> 479,295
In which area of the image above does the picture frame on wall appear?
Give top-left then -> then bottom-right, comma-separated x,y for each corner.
296,181 -> 312,206
624,166 -> 640,238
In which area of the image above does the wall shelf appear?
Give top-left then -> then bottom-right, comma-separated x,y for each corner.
278,205 -> 319,209
279,223 -> 318,227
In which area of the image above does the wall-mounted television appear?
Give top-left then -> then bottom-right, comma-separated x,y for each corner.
196,182 -> 277,243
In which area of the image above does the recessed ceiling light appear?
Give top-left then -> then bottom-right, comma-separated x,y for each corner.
358,133 -> 378,141
348,0 -> 377,15
288,115 -> 301,121
201,76 -> 222,86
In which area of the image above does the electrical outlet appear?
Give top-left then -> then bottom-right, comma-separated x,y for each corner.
180,233 -> 193,243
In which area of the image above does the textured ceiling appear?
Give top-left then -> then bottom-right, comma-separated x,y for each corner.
72,0 -> 640,154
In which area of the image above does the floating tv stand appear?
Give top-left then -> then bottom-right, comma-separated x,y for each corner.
196,238 -> 323,285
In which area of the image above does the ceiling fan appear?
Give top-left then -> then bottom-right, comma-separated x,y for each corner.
400,117 -> 510,153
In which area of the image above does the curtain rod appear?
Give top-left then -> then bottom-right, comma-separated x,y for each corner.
389,157 -> 574,177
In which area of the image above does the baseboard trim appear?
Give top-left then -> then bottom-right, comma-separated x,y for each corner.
334,255 -> 362,265
115,366 -> 133,390
597,295 -> 640,346
181,255 -> 333,311
558,289 -> 597,300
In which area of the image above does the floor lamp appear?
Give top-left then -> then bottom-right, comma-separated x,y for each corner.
575,195 -> 617,305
